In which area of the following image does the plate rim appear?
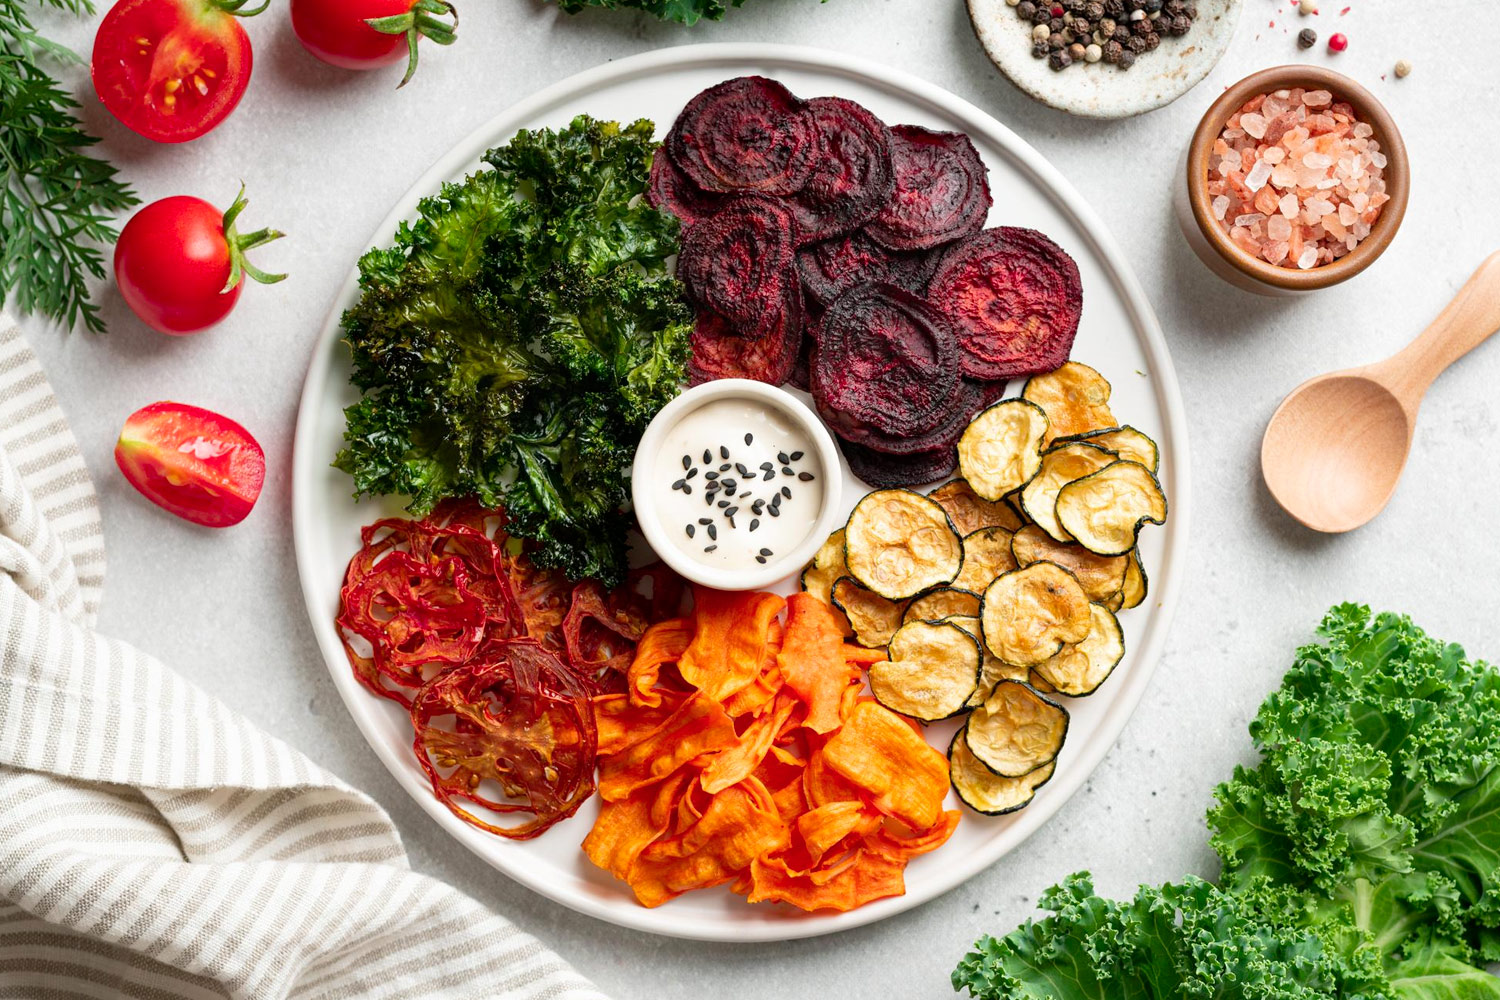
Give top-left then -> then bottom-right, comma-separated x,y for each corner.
291,41 -> 1192,942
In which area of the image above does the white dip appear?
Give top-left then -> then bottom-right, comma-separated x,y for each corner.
651,397 -> 824,572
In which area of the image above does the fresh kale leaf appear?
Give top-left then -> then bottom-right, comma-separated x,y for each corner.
336,115 -> 691,586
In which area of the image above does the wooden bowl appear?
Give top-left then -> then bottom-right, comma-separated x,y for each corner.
1175,65 -> 1409,295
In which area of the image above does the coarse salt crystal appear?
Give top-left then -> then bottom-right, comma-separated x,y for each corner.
1370,151 -> 1388,169
1245,160 -> 1273,192
1235,213 -> 1266,227
1267,215 -> 1292,241
1353,122 -> 1373,138
1297,246 -> 1319,269
1262,146 -> 1286,165
1302,89 -> 1333,107
1278,193 -> 1300,218
1212,195 -> 1230,221
1264,241 -> 1289,265
1350,191 -> 1369,212
1240,113 -> 1268,139
1338,203 -> 1357,226
1302,152 -> 1333,169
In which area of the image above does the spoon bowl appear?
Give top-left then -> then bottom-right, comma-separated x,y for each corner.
1261,251 -> 1500,532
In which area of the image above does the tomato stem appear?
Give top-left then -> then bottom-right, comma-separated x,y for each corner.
366,0 -> 458,89
220,184 -> 286,293
208,0 -> 271,17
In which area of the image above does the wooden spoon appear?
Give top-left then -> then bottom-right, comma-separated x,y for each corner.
1261,251 -> 1500,533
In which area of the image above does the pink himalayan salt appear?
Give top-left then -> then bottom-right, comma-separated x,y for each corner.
1205,86 -> 1388,270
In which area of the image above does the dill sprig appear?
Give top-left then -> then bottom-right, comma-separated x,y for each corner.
1,0 -> 138,332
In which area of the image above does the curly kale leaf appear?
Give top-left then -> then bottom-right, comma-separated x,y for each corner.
551,0 -> 747,26
336,115 -> 689,585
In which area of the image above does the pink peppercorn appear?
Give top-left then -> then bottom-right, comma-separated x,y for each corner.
1327,33 -> 1348,52
1050,4 -> 1063,15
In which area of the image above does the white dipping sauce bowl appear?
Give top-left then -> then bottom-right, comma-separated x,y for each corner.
632,380 -> 843,592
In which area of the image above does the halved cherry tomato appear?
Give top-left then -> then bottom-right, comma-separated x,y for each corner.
92,0 -> 263,143
114,185 -> 284,335
290,0 -> 456,87
115,402 -> 265,527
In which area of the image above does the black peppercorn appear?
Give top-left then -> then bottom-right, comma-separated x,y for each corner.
1112,23 -> 1131,42
1017,0 -> 1037,18
1126,33 -> 1147,52
1142,0 -> 1162,12
1182,1 -> 1196,16
1132,15 -> 1155,35
1102,38 -> 1123,62
1084,0 -> 1103,16
1103,0 -> 1123,15
1117,47 -> 1137,68
1048,48 -> 1072,70
1048,16 -> 1064,30
1031,38 -> 1050,57
1073,18 -> 1092,35
1163,0 -> 1183,13
1142,30 -> 1160,49
1167,12 -> 1191,34
1049,30 -> 1066,48
1297,27 -> 1317,48
1033,4 -> 1051,22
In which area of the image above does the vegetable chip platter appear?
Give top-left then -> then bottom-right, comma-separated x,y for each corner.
292,44 -> 1189,940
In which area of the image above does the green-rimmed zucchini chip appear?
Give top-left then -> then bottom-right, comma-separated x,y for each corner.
965,680 -> 1070,777
869,620 -> 982,721
928,479 -> 1024,534
843,489 -> 962,600
1018,442 -> 1117,542
1031,603 -> 1125,696
1055,461 -> 1167,557
1028,671 -> 1056,694
1121,548 -> 1148,610
801,529 -> 853,634
949,615 -> 1029,708
957,400 -> 1049,501
1062,425 -> 1159,473
903,587 -> 982,624
953,527 -> 1018,594
1023,362 -> 1115,445
980,562 -> 1092,667
831,576 -> 907,648
949,727 -> 1056,815
1011,525 -> 1128,604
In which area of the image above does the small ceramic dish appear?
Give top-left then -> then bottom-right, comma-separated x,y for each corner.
631,379 -> 843,592
966,0 -> 1242,119
1175,64 -> 1409,295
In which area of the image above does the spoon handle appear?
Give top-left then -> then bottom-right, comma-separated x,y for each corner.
1384,251 -> 1500,400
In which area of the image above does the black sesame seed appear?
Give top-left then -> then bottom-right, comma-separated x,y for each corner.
735,463 -> 749,476
699,518 -> 713,525
752,500 -> 765,514
672,479 -> 685,490
727,516 -> 736,529
685,468 -> 698,480
782,467 -> 794,476
780,486 -> 792,499
798,472 -> 815,482
682,455 -> 691,470
750,518 -> 760,531
682,484 -> 692,495
744,433 -> 753,445
755,555 -> 767,564
763,470 -> 775,481
686,524 -> 695,538
720,446 -> 729,459
719,463 -> 731,472
703,449 -> 712,464
704,544 -> 717,552
707,524 -> 718,540
790,451 -> 804,461
722,479 -> 736,489
769,507 -> 780,517
759,548 -> 773,556
704,471 -> 718,480
717,500 -> 730,509
724,486 -> 736,497
778,452 -> 790,464
725,507 -> 739,517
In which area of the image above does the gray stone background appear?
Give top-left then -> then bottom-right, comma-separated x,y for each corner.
20,0 -> 1500,995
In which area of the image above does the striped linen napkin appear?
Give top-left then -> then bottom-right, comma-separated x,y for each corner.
0,317 -> 609,999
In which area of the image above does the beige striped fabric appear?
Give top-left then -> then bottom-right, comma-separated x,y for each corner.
0,317 -> 609,1000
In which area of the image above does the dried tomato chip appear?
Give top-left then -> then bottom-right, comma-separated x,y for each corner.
410,638 -> 597,840
563,579 -> 648,692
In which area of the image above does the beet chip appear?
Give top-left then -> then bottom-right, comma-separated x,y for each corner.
647,152 -> 722,229
678,198 -> 799,340
867,125 -> 992,251
790,97 -> 895,243
927,226 -> 1083,380
687,295 -> 803,387
810,282 -> 961,446
797,231 -> 892,306
841,439 -> 958,489
667,76 -> 818,196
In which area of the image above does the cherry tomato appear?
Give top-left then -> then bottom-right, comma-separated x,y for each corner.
92,0 -> 266,143
114,402 -> 265,527
114,185 -> 284,335
290,0 -> 457,86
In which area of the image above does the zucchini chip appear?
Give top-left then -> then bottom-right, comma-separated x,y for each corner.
1102,589 -> 1125,613
1010,525 -> 1128,604
801,529 -> 854,635
1022,362 -> 1115,445
1121,548 -> 1148,610
956,400 -> 1049,501
1031,603 -> 1125,696
1055,460 -> 1167,557
831,576 -> 907,649
904,587 -> 982,624
951,616 -> 1030,709
928,479 -> 1024,534
1027,671 -> 1057,695
949,727 -> 1056,815
965,680 -> 1069,777
1062,425 -> 1159,473
1017,442 -> 1117,542
980,562 -> 1092,667
953,527 -> 1018,594
843,489 -> 963,600
869,620 -> 982,722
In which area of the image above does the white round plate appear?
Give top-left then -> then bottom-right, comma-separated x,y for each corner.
967,0 -> 1242,118
292,43 -> 1190,942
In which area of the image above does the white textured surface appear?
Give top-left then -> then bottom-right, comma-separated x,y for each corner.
19,1 -> 1500,995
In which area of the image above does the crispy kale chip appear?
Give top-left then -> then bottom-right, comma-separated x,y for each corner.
551,0 -> 746,26
336,116 -> 691,586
